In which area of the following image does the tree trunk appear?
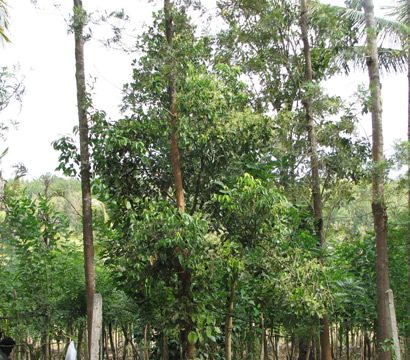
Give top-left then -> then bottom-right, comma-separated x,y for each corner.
77,322 -> 85,360
120,324 -> 139,360
364,333 -> 371,360
164,0 -> 184,212
109,323 -> 117,360
143,324 -> 149,360
176,266 -> 195,360
161,333 -> 169,360
299,2 -> 331,360
298,328 -> 314,360
345,324 -> 350,360
41,313 -> 50,360
260,314 -> 268,360
164,1 -> 195,358
225,270 -> 239,360
362,1 -> 392,360
248,315 -> 255,360
73,0 -> 96,355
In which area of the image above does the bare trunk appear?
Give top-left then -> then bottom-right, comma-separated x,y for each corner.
225,270 -> 239,360
77,322 -> 84,360
260,314 -> 267,360
41,314 -> 50,360
109,323 -> 117,360
307,327 -> 313,360
143,324 -> 149,360
346,324 -> 350,360
248,316 -> 255,360
161,333 -> 169,360
164,1 -> 195,358
177,265 -> 195,359
120,324 -> 139,360
362,1 -> 392,360
122,337 -> 128,360
164,0 -> 184,212
73,0 -> 96,355
300,2 -> 331,360
364,334 -> 371,360
319,318 -> 331,360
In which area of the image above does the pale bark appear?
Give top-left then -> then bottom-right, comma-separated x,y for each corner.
300,2 -> 331,360
362,1 -> 392,359
73,0 -> 96,355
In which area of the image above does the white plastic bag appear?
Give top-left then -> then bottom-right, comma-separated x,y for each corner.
65,341 -> 77,360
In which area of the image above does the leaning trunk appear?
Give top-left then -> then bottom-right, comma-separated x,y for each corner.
300,2 -> 331,360
362,1 -> 391,359
73,0 -> 96,354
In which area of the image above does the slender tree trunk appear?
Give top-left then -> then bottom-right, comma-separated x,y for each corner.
298,338 -> 310,360
164,0 -> 184,213
299,2 -> 331,360
176,265 -> 195,359
362,2 -> 392,360
109,323 -> 117,360
73,0 -> 96,355
345,325 -> 350,360
77,322 -> 84,360
248,315 -> 255,360
260,313 -> 267,360
365,334 -> 371,360
120,324 -> 139,360
163,1 -> 194,358
225,270 -> 239,360
143,324 -> 149,360
122,337 -> 128,360
307,327 -> 314,360
41,313 -> 50,360
161,333 -> 169,360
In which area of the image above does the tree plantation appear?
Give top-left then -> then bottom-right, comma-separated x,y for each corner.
0,0 -> 409,360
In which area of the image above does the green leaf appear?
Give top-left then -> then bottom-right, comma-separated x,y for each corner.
187,331 -> 198,344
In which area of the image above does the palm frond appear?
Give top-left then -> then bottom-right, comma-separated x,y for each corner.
0,0 -> 10,44
382,0 -> 407,24
342,7 -> 407,46
0,147 -> 8,161
314,2 -> 408,48
333,45 -> 407,74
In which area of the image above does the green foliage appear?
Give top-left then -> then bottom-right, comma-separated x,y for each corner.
45,0 -> 407,357
330,234 -> 376,329
53,130 -> 81,179
212,173 -> 332,328
0,187 -> 84,340
89,31 -> 276,217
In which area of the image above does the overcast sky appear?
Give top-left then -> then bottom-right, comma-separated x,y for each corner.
0,0 -> 407,180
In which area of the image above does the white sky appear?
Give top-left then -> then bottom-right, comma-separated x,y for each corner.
0,0 -> 407,180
